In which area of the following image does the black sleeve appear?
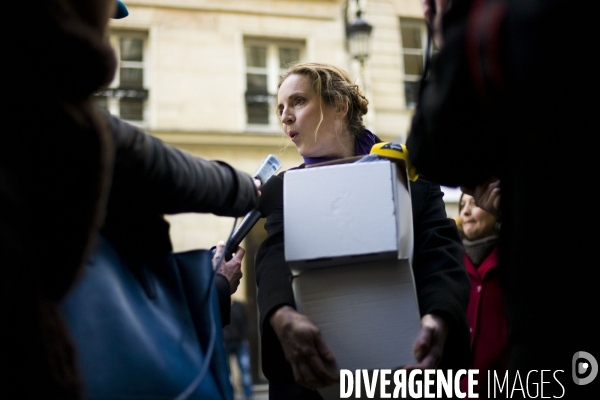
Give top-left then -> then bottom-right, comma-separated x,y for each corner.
254,172 -> 297,384
410,179 -> 471,370
105,112 -> 258,218
215,273 -> 231,327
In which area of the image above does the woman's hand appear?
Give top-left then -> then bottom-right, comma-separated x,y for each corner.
405,313 -> 448,371
253,178 -> 262,197
461,178 -> 501,219
212,241 -> 245,294
270,306 -> 339,390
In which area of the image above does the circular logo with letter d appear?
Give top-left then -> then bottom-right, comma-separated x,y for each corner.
572,351 -> 598,385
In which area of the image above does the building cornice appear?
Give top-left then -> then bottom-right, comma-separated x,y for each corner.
150,130 -> 288,148
117,0 -> 339,21
150,129 -> 399,148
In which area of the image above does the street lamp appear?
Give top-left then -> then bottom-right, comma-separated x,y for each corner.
346,9 -> 373,65
345,1 -> 373,91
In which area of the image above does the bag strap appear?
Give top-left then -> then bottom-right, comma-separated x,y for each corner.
174,273 -> 218,400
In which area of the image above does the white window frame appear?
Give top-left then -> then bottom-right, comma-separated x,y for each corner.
399,19 -> 428,109
244,38 -> 305,132
105,30 -> 149,124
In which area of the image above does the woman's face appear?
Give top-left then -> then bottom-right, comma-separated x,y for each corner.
277,74 -> 353,159
459,194 -> 497,240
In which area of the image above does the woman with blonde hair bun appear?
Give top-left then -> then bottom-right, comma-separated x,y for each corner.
255,62 -> 470,399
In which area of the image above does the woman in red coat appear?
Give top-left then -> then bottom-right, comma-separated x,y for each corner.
459,192 -> 507,398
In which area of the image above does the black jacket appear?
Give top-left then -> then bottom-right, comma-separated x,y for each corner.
255,164 -> 470,398
100,113 -> 258,326
103,113 -> 257,219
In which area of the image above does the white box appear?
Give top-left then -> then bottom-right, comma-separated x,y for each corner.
284,160 -> 413,271
292,259 -> 421,400
285,159 -> 421,399
292,259 -> 421,370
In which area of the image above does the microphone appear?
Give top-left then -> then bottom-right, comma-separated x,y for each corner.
223,155 -> 283,261
224,175 -> 284,260
253,154 -> 283,185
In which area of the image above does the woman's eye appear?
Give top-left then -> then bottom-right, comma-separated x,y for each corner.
294,97 -> 304,105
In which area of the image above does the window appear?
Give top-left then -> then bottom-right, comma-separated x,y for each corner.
244,39 -> 304,129
400,19 -> 427,109
95,31 -> 149,122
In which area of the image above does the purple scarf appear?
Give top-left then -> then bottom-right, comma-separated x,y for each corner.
303,129 -> 377,165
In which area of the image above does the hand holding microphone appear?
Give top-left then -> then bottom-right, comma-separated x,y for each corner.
212,240 -> 246,294
222,154 -> 283,261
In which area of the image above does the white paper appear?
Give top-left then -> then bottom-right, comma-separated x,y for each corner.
292,259 -> 421,399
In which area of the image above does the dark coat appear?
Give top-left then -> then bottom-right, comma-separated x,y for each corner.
406,0 -> 597,397
255,165 -> 470,399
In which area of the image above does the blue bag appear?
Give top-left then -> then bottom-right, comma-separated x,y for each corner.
60,234 -> 233,400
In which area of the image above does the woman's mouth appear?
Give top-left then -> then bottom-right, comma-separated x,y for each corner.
288,131 -> 299,142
